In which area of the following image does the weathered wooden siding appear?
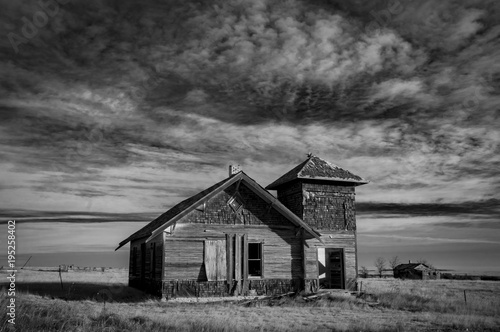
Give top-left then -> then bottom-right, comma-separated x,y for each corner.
276,181 -> 303,219
275,179 -> 358,290
164,223 -> 303,280
164,237 -> 207,280
162,181 -> 305,284
276,180 -> 356,231
129,238 -> 142,289
163,279 -> 306,299
130,172 -> 362,297
302,182 -> 356,231
303,231 -> 357,290
181,182 -> 293,226
128,233 -> 163,294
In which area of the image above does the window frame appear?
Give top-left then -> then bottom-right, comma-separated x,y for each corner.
227,194 -> 243,213
247,241 -> 264,279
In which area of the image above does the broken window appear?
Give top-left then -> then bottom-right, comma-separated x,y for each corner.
248,242 -> 263,277
228,195 -> 243,212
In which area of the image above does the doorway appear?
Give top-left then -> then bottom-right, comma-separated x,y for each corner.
318,248 -> 344,289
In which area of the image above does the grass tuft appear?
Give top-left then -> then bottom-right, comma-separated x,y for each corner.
3,269 -> 500,331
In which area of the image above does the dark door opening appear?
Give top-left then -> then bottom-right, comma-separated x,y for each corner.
318,248 -> 344,289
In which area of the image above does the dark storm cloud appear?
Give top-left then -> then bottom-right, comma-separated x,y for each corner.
357,198 -> 500,217
0,0 -> 499,213
1,0 -> 428,124
1,0 -> 499,273
0,209 -> 157,223
431,220 -> 500,229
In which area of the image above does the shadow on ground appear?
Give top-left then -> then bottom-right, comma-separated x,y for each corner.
12,282 -> 153,303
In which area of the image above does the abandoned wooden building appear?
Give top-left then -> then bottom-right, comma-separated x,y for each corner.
116,155 -> 368,298
393,263 -> 441,280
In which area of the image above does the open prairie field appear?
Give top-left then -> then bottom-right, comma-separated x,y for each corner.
1,269 -> 500,332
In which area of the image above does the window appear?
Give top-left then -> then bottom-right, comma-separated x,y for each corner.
248,242 -> 262,277
228,195 -> 243,212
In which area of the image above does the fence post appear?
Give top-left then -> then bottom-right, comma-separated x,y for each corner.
58,266 -> 64,290
463,290 -> 467,303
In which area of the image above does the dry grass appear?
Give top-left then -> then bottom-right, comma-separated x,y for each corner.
1,269 -> 499,332
360,278 -> 500,316
3,268 -> 149,302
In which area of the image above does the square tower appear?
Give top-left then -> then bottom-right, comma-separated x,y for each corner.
266,155 -> 368,291
266,155 -> 368,231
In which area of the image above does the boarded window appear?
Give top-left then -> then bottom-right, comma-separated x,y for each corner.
204,240 -> 227,281
248,242 -> 263,277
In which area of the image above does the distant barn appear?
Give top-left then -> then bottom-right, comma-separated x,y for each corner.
394,263 -> 440,280
116,155 -> 368,299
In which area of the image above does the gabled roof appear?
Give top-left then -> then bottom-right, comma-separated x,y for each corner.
115,176 -> 232,250
116,171 -> 322,250
394,263 -> 431,271
266,155 -> 369,190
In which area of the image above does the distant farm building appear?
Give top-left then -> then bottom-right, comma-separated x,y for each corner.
393,263 -> 440,280
117,155 -> 368,299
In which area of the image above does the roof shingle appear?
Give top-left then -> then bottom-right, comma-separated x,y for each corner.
116,176 -> 232,249
117,171 -> 323,250
266,155 -> 369,189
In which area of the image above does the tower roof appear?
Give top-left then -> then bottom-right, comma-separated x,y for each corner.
266,155 -> 369,190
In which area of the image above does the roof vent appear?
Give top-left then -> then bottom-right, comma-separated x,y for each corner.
229,165 -> 241,176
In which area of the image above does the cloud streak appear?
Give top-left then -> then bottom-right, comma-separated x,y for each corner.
0,0 -> 498,270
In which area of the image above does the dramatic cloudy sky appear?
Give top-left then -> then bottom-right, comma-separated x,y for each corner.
0,0 -> 499,273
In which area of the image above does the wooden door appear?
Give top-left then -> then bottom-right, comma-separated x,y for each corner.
224,233 -> 248,295
204,240 -> 227,281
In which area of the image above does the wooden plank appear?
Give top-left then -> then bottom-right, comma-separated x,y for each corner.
204,240 -> 218,281
301,228 -> 306,279
165,237 -> 218,241
161,232 -> 165,283
164,223 -> 304,280
146,174 -> 242,242
216,240 -> 227,280
140,243 -> 146,281
243,234 -> 248,281
226,233 -> 234,281
150,242 -> 156,279
164,241 -> 207,281
165,262 -> 207,268
235,234 -> 242,295
242,234 -> 248,293
261,240 -> 265,279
